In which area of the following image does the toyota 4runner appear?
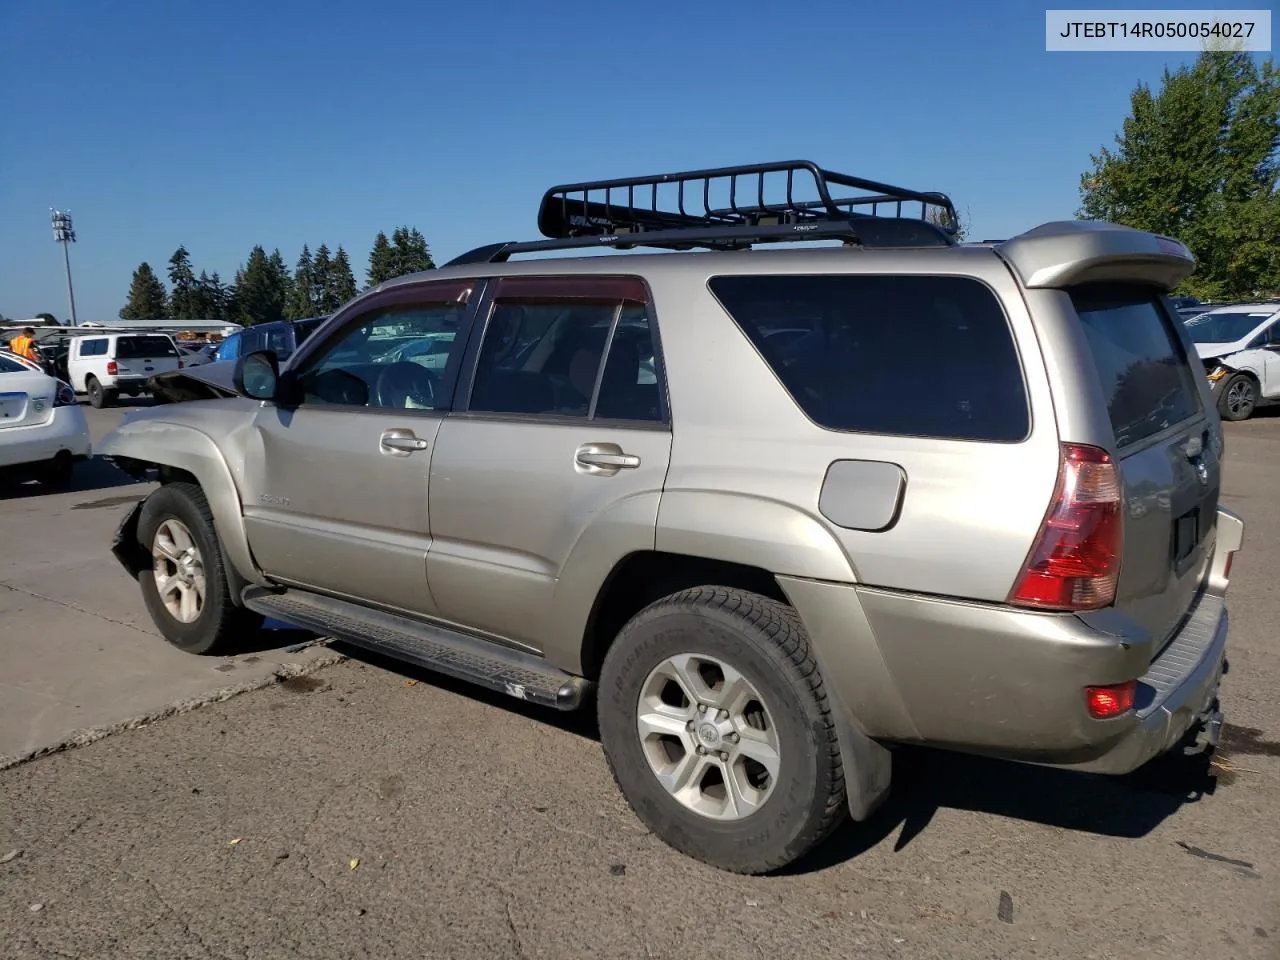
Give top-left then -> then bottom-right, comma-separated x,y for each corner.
100,161 -> 1244,874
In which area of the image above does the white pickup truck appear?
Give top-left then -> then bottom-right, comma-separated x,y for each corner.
66,333 -> 184,408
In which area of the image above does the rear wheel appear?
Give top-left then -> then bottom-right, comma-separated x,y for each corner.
86,375 -> 105,408
1218,374 -> 1257,421
136,482 -> 263,655
597,587 -> 847,874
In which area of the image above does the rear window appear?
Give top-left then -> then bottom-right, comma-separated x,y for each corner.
707,274 -> 1029,442
117,335 -> 178,359
1070,285 -> 1202,448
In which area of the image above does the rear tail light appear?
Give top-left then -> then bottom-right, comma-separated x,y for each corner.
1009,443 -> 1122,612
1085,681 -> 1136,719
53,381 -> 76,407
107,360 -> 118,376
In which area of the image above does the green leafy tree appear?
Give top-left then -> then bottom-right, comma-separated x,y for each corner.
926,205 -> 969,242
1079,50 -> 1280,300
366,231 -> 395,288
167,245 -> 198,319
120,262 -> 170,321
189,270 -> 215,319
233,246 -> 287,326
35,312 -> 58,325
326,246 -> 358,310
390,226 -> 435,278
289,245 -> 318,319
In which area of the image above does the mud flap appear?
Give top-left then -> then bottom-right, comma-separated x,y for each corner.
827,685 -> 894,820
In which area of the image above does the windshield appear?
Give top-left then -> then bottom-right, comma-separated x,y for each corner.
1184,311 -> 1274,344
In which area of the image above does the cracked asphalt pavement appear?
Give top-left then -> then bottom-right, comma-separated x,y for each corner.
1,404 -> 1278,959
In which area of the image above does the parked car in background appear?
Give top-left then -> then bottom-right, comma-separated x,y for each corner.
0,351 -> 91,486
1184,302 -> 1280,421
66,332 -> 184,408
100,161 -> 1243,875
212,317 -> 326,366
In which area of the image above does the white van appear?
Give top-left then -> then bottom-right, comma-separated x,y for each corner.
66,333 -> 184,408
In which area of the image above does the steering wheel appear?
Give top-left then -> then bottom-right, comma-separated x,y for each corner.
374,361 -> 439,409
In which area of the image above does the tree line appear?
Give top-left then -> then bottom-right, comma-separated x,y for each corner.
120,227 -> 436,325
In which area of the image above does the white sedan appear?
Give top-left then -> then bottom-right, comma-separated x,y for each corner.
0,350 -> 92,486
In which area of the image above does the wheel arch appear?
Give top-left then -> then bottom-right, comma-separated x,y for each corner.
99,420 -> 267,598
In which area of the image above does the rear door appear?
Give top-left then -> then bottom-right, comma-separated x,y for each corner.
115,334 -> 182,382
426,275 -> 672,655
1069,285 -> 1220,649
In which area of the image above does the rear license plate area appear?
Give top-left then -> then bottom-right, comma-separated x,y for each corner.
1174,507 -> 1200,567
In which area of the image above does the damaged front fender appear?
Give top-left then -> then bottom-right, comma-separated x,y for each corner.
111,500 -> 148,578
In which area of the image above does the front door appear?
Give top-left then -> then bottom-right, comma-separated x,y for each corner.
427,275 -> 673,657
240,280 -> 478,617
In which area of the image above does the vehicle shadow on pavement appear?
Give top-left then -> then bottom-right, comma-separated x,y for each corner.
782,743 -> 1223,875
307,644 -> 1224,874
0,455 -> 144,501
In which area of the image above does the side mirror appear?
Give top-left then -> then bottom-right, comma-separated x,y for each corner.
233,351 -> 280,401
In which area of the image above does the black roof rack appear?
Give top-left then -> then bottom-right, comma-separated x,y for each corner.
445,160 -> 959,266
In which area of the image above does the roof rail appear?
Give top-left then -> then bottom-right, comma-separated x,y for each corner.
445,160 -> 959,266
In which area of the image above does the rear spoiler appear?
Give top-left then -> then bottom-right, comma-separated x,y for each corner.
995,221 -> 1195,292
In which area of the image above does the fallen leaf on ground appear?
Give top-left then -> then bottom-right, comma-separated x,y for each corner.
350,857 -> 360,871
228,838 -> 242,846
1,850 -> 21,864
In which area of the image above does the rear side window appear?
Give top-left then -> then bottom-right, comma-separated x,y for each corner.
0,354 -> 24,373
78,338 -> 108,357
708,274 -> 1029,442
117,335 -> 178,359
1069,285 -> 1202,448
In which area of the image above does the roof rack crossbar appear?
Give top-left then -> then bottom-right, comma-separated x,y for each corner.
444,217 -> 955,267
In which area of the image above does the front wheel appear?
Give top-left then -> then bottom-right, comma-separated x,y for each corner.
1218,374 -> 1257,421
597,587 -> 848,875
136,482 -> 263,655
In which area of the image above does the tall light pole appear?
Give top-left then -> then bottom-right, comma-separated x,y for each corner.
51,209 -> 78,327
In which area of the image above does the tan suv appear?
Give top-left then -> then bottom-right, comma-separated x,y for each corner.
101,161 -> 1244,874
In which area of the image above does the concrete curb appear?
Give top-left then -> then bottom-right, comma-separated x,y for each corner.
0,646 -> 348,773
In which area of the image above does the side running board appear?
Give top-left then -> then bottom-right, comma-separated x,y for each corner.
241,586 -> 591,711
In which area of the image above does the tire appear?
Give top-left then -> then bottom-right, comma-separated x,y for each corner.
597,586 -> 847,875
136,482 -> 263,655
86,376 -> 105,408
1218,373 -> 1257,422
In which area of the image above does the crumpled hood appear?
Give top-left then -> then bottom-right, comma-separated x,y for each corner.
148,359 -> 239,403
1194,342 -> 1242,360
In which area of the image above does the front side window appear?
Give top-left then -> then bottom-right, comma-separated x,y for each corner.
0,354 -> 24,373
214,333 -> 241,362
708,273 -> 1029,442
294,289 -> 472,411
466,277 -> 663,423
1184,310 -> 1277,345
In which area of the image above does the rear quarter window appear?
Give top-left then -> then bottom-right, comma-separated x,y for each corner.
1069,285 -> 1202,448
707,273 -> 1030,442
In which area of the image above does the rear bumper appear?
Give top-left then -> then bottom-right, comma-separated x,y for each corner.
778,506 -> 1245,775
0,405 -> 92,469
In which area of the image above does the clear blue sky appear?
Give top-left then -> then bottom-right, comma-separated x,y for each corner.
0,0 -> 1243,321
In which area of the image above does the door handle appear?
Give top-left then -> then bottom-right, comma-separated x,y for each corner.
380,430 -> 429,455
576,443 -> 640,474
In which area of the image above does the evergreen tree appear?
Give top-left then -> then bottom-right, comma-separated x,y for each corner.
35,312 -> 58,325
268,249 -> 293,317
389,225 -> 434,277
289,244 -> 317,319
233,245 -> 287,326
190,270 -> 216,319
1079,50 -> 1280,299
367,231 -> 395,288
327,245 -> 358,310
120,263 -> 170,321
312,243 -> 333,312
206,272 -> 234,323
167,245 -> 198,319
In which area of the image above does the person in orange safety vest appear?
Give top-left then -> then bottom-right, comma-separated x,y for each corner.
8,327 -> 42,363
